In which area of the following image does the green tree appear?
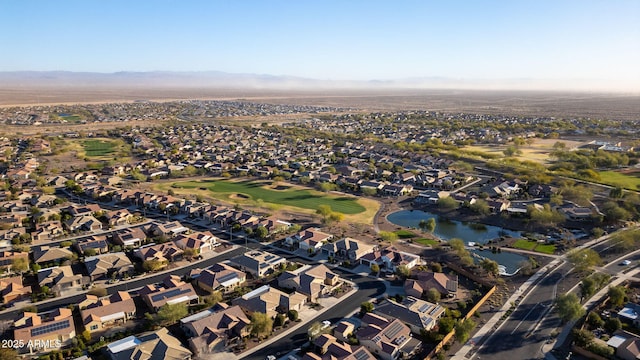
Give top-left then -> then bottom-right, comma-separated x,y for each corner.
420,218 -> 436,233
608,285 -> 627,308
469,199 -> 490,215
250,312 -> 273,339
480,258 -> 499,276
287,309 -> 299,321
143,259 -> 166,272
11,257 -> 29,274
567,248 -> 602,272
580,277 -> 597,300
555,293 -> 585,323
362,187 -> 378,196
438,317 -> 455,334
370,264 -> 380,273
604,317 -> 622,333
255,226 -> 269,239
426,288 -> 441,303
203,291 -> 223,305
396,264 -> 411,278
379,231 -> 398,243
156,303 -> 188,326
360,302 -> 374,314
586,311 -> 604,328
0,348 -> 20,360
455,318 -> 477,343
437,197 -> 458,210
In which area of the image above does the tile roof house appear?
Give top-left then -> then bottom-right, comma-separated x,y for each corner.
32,246 -> 74,264
107,209 -> 134,227
304,333 -> 376,360
228,250 -> 286,277
81,291 -> 137,334
373,296 -> 445,333
14,308 -> 76,354
232,285 -> 307,317
31,221 -> 65,243
285,228 -> 333,253
0,250 -> 28,268
134,242 -> 184,263
359,246 -> 419,272
322,238 -> 374,262
139,276 -> 199,312
84,252 -> 134,281
0,276 -> 31,304
182,304 -> 251,356
356,312 -> 420,360
404,271 -> 458,299
64,215 -> 103,232
277,264 -> 340,302
149,221 -> 189,238
173,231 -> 219,255
105,327 -> 192,360
74,235 -> 109,255
607,330 -> 640,360
193,263 -> 246,293
112,227 -> 147,247
37,265 -> 84,295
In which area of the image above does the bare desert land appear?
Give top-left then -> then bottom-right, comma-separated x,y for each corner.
2,86 -> 639,121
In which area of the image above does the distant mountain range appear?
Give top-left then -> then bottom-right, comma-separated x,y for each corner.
0,71 -> 631,92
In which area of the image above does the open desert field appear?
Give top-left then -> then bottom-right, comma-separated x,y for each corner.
461,138 -> 585,164
2,86 -> 639,121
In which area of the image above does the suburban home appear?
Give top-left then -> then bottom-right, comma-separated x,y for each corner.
64,215 -> 103,232
617,303 -> 640,328
232,285 -> 307,317
173,231 -> 219,255
139,276 -> 199,312
81,291 -> 137,334
333,321 -> 356,343
356,312 -> 421,360
322,237 -> 374,262
607,330 -> 640,360
112,227 -> 147,247
0,276 -> 31,304
228,250 -> 286,277
359,246 -> 419,272
31,221 -> 65,243
285,228 -> 333,253
485,199 -> 511,213
37,265 -> 84,295
74,235 -> 109,255
404,271 -> 459,299
381,184 -> 413,196
135,242 -> 184,263
66,203 -> 102,217
181,304 -> 251,356
13,308 -> 76,354
0,226 -> 25,243
149,221 -> 189,238
84,252 -> 134,281
193,263 -> 246,293
559,204 -> 593,221
107,209 -> 134,227
105,327 -> 192,360
306,334 -> 375,360
32,246 -> 74,265
374,296 -> 445,333
0,250 -> 28,268
277,264 -> 340,302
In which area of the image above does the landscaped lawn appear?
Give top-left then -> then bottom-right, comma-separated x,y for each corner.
394,229 -> 418,238
170,180 -> 365,214
512,239 -> 556,254
414,238 -> 439,246
512,239 -> 537,251
83,139 -> 115,157
534,244 -> 556,254
598,170 -> 640,190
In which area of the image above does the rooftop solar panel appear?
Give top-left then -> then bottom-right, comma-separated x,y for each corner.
31,319 -> 71,337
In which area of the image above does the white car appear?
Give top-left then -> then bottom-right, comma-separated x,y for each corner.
621,260 -> 632,266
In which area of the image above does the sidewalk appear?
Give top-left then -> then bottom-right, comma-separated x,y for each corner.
451,259 -> 563,360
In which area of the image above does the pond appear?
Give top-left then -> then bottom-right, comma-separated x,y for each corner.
387,209 -> 521,244
387,209 -> 526,275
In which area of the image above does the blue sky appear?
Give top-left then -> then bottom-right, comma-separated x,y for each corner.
1,0 -> 639,90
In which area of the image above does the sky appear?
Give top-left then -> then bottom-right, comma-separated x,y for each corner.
1,0 -> 639,91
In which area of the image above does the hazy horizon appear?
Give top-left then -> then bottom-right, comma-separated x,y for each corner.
1,1 -> 639,93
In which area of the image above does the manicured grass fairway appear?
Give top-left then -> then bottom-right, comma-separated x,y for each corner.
535,244 -> 556,254
171,180 -> 365,214
598,171 -> 640,190
394,229 -> 418,238
83,140 -> 115,157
